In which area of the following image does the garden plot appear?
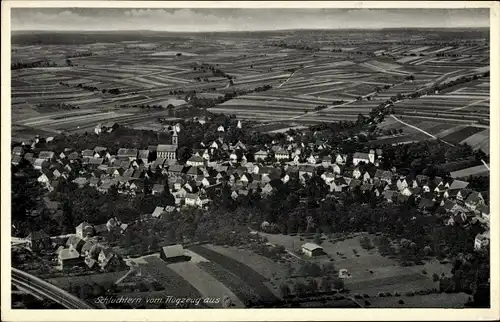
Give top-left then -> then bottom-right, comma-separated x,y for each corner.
189,245 -> 279,304
47,271 -> 128,290
168,261 -> 245,308
204,245 -> 287,280
141,256 -> 203,299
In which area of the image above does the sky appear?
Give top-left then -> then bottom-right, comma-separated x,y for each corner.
11,8 -> 490,32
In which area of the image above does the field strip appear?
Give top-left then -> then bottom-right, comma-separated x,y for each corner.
390,114 -> 455,147
19,110 -> 102,123
169,262 -> 245,308
23,112 -> 133,126
449,98 -> 489,111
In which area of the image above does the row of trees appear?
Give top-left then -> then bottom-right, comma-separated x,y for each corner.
58,81 -> 121,95
11,60 -> 58,70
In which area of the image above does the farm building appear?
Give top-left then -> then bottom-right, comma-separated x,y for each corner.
301,243 -> 324,257
160,244 -> 190,263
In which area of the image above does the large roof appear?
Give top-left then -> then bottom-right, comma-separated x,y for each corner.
157,144 -> 177,152
162,244 -> 185,258
301,243 -> 323,251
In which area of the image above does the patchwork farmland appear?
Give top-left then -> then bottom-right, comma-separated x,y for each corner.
12,29 -> 489,151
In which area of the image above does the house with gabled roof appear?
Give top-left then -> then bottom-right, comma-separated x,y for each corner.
26,230 -> 51,252
12,146 -> 24,156
307,154 -> 318,165
185,193 -> 209,208
352,152 -> 370,166
275,149 -> 290,161
168,164 -> 184,176
98,248 -> 124,272
187,155 -> 205,167
374,169 -> 393,184
11,154 -> 22,166
97,181 -> 115,194
348,179 -> 362,190
82,149 -> 94,158
254,150 -> 268,162
38,151 -> 55,161
152,184 -> 165,196
474,231 -> 490,251
66,235 -> 85,254
58,247 -> 82,270
73,177 -> 89,188
335,154 -> 346,165
465,191 -> 484,211
33,158 -> 47,171
321,172 -> 336,184
352,167 -> 362,180
298,165 -> 315,178
457,189 -> 473,202
477,205 -> 490,222
137,150 -> 149,163
75,222 -> 94,239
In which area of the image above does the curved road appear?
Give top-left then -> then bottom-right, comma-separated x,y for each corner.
12,268 -> 96,309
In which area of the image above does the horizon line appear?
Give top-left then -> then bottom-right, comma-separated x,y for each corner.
11,26 -> 490,33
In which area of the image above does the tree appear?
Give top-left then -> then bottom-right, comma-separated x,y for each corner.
332,278 -> 344,290
433,273 -> 440,282
307,278 -> 319,294
314,232 -> 323,245
279,283 -> 291,298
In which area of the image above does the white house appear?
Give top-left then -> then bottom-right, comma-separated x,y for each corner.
307,155 -> 317,165
275,149 -> 289,161
186,155 -> 205,167
335,154 -> 346,165
352,168 -> 362,179
352,152 -> 371,166
185,193 -> 208,208
474,231 -> 490,251
321,172 -> 336,184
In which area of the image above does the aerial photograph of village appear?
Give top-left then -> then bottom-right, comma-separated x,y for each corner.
8,6 -> 491,310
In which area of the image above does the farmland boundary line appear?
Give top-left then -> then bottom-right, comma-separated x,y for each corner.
389,114 -> 455,147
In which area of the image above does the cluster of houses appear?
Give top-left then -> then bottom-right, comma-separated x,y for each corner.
26,218 -> 128,271
13,128 -> 490,252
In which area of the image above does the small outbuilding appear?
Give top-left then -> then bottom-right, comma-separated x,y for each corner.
301,242 -> 324,257
160,244 -> 191,263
